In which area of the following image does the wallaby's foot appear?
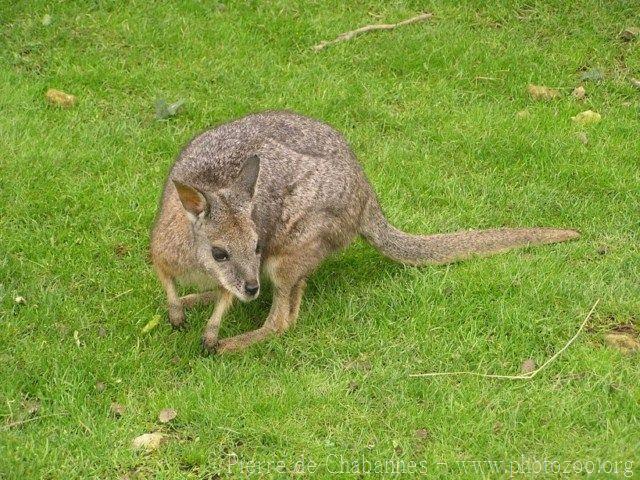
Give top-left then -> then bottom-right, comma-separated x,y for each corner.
180,291 -> 218,309
168,304 -> 186,329
216,325 -> 277,353
201,331 -> 219,354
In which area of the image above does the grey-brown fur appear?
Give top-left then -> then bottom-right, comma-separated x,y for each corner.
150,111 -> 579,353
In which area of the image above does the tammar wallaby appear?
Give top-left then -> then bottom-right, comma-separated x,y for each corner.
150,111 -> 579,354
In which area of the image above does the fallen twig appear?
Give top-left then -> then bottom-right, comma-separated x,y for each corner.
2,413 -> 67,430
79,418 -> 93,435
312,12 -> 433,51
410,299 -> 600,380
110,288 -> 133,301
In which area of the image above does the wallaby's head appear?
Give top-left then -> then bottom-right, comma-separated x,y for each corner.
173,155 -> 262,302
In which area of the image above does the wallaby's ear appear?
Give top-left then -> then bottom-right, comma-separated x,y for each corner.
237,155 -> 260,197
173,180 -> 207,218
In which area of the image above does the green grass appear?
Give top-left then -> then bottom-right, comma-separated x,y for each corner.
1,0 -> 639,478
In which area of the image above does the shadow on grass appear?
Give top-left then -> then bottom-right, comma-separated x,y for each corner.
181,242 -> 421,339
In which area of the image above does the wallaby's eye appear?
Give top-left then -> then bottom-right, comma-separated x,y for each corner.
255,244 -> 262,255
211,247 -> 229,262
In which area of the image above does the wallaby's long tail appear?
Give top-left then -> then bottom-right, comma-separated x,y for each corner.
360,201 -> 579,266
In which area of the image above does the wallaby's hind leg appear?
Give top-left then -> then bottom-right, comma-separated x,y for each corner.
154,262 -> 185,329
216,245 -> 323,354
202,290 -> 234,352
216,285 -> 291,353
180,291 -> 219,309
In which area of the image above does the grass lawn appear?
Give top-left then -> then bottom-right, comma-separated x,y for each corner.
1,0 -> 639,478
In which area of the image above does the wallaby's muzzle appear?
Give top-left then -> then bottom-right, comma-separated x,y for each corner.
244,280 -> 259,298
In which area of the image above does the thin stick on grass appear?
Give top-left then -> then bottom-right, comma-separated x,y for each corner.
312,12 -> 433,51
110,288 -> 133,301
2,413 -> 67,430
410,299 -> 599,380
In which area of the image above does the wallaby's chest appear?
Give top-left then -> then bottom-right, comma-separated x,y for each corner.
176,270 -> 219,291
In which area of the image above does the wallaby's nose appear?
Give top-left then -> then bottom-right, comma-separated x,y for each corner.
244,281 -> 259,297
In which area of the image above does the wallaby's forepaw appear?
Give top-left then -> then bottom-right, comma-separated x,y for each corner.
168,305 -> 186,329
201,331 -> 219,355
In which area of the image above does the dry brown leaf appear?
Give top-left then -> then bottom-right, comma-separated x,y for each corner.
113,244 -> 130,258
110,402 -> 125,418
45,89 -> 76,108
572,85 -> 586,101
576,132 -> 589,145
619,27 -> 639,42
611,323 -> 637,335
527,84 -> 560,100
604,333 -> 640,355
22,399 -> 40,416
521,358 -> 536,374
158,408 -> 177,423
14,295 -> 26,305
132,432 -> 165,451
344,356 -> 372,372
630,78 -> 640,90
571,110 -> 601,124
347,381 -> 359,393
